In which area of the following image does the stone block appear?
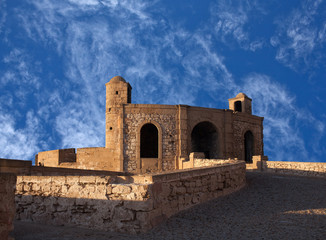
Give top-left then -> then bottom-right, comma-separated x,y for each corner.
176,187 -> 186,194
53,212 -> 71,225
112,184 -> 131,194
124,199 -> 154,211
113,207 -> 134,221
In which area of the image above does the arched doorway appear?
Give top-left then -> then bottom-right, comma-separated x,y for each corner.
244,131 -> 254,163
140,123 -> 158,158
191,121 -> 219,159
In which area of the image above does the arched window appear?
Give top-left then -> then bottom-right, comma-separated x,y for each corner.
244,131 -> 254,163
191,121 -> 219,159
140,123 -> 158,158
234,101 -> 242,112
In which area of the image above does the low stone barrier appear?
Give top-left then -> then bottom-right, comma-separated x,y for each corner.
0,173 -> 17,240
194,159 -> 238,168
262,161 -> 326,177
179,152 -> 238,169
15,161 -> 245,234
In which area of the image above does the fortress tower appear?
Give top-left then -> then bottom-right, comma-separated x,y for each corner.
105,76 -> 132,168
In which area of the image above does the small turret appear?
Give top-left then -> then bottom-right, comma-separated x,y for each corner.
228,93 -> 252,114
106,76 -> 132,107
105,76 -> 132,154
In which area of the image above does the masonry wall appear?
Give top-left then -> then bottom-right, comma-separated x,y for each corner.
123,104 -> 178,173
194,159 -> 239,168
0,173 -> 16,240
15,161 -> 245,234
0,159 -> 32,175
186,108 -> 232,158
232,113 -> 264,160
262,161 -> 326,177
186,107 -> 263,161
37,147 -> 121,172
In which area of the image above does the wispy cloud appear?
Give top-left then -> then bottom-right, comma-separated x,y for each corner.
271,0 -> 326,70
0,48 -> 47,159
210,0 -> 265,51
2,0 -> 325,163
241,73 -> 325,161
0,110 -> 46,160
15,0 -> 165,148
0,0 -> 6,35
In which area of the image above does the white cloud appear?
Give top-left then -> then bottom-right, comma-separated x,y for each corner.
210,0 -> 266,51
15,0 -> 162,148
0,110 -> 45,160
271,0 -> 326,70
2,49 -> 41,88
5,0 -> 324,164
12,0 -> 281,153
55,107 -> 105,148
0,0 -> 6,34
240,73 -> 324,161
249,40 -> 264,52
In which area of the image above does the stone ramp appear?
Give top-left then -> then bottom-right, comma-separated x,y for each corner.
12,172 -> 326,240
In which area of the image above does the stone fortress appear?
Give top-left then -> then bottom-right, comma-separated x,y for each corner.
36,76 -> 265,173
1,76 -> 325,238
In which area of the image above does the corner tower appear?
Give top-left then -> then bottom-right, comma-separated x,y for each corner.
105,76 -> 132,167
228,93 -> 252,114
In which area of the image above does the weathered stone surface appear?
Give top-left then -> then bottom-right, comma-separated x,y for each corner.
263,161 -> 326,177
0,173 -> 16,240
14,161 -> 245,234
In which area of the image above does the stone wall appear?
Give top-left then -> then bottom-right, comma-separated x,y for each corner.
0,173 -> 16,240
36,147 -> 121,172
1,157 -> 127,177
194,158 -> 239,168
0,159 -> 32,175
232,114 -> 264,160
15,161 -> 245,234
262,161 -> 326,177
179,152 -> 239,169
123,105 -> 177,172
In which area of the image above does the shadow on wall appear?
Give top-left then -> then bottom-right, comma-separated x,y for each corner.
14,162 -> 246,234
15,195 -> 158,234
13,172 -> 326,239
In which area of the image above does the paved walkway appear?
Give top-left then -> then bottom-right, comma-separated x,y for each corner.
12,172 -> 326,240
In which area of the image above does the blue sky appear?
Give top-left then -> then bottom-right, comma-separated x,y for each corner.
0,0 -> 325,162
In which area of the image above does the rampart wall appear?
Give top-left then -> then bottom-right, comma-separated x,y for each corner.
15,161 -> 245,234
0,158 -> 127,177
36,147 -> 121,172
194,158 -> 239,168
262,161 -> 326,177
179,152 -> 240,169
0,173 -> 16,240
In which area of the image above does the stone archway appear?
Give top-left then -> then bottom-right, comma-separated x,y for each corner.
140,123 -> 158,158
191,121 -> 219,159
137,121 -> 162,173
244,131 -> 254,163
